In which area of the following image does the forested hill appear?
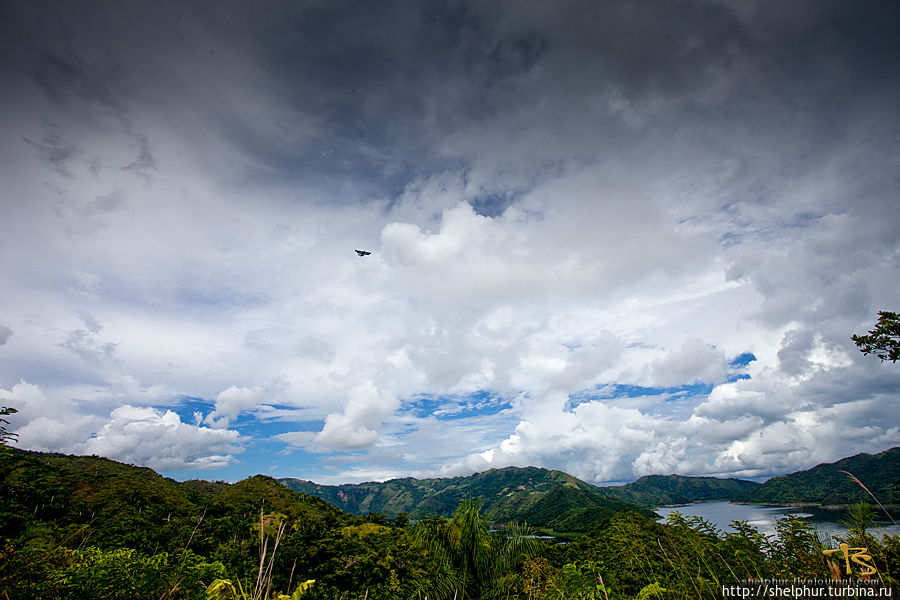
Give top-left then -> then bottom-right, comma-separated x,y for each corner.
282,466 -> 594,515
280,466 -> 656,532
733,446 -> 900,506
280,445 -> 900,523
280,466 -> 761,520
0,449 -> 350,556
5,449 -> 900,598
596,474 -> 759,507
0,450 -> 488,599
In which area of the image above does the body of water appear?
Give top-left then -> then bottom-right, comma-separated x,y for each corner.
655,501 -> 900,541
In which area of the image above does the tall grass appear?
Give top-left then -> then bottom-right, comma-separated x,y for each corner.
529,504 -> 899,600
205,508 -> 314,600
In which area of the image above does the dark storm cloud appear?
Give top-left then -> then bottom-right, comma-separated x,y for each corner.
6,0 -> 898,206
22,122 -> 78,177
0,1 -> 551,208
123,133 -> 157,176
197,1 -> 554,200
31,52 -> 124,113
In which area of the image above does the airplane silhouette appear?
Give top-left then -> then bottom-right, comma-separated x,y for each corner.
355,250 -> 371,257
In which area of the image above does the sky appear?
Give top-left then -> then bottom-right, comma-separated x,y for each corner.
1,0 -> 899,486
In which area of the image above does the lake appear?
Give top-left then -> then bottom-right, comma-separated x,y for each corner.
655,501 -> 900,541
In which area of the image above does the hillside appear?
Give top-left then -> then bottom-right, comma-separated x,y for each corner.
734,446 -> 900,506
8,451 -> 900,599
597,474 -> 760,507
0,449 -> 349,555
0,450 -> 469,599
280,466 -> 655,533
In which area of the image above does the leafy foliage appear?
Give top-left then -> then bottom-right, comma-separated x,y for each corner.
2,449 -> 899,599
414,498 -> 541,599
206,576 -> 315,600
734,447 -> 900,506
852,310 -> 900,362
531,510 -> 900,599
0,544 -> 226,600
0,406 -> 17,456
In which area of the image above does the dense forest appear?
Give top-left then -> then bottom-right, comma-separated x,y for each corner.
281,467 -> 657,534
734,447 -> 900,506
2,447 -> 899,599
596,474 -> 759,507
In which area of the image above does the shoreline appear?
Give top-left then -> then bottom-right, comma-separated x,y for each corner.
657,501 -> 900,524
729,501 -> 900,512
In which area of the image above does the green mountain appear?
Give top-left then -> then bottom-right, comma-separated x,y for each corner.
0,450 -> 348,555
0,450 -> 462,600
280,466 -> 656,533
597,474 -> 760,507
4,446 -> 899,598
733,446 -> 900,506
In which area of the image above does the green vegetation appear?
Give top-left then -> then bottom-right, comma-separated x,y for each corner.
0,406 -> 17,457
281,467 -> 655,534
414,498 -> 540,599
281,467 -> 766,529
2,447 -> 899,598
0,450 -> 437,599
596,474 -> 759,508
734,447 -> 900,506
521,510 -> 900,599
852,310 -> 900,363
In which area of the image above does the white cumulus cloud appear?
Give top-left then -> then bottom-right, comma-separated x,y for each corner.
81,405 -> 244,471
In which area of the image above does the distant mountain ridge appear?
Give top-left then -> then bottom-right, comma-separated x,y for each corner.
597,474 -> 760,507
281,468 -> 761,517
281,466 -> 656,533
734,446 -> 900,506
280,447 -> 900,526
279,466 -> 766,532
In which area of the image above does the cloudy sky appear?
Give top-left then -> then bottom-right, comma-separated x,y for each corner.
2,0 -> 899,485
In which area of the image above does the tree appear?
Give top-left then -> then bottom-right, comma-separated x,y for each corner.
852,310 -> 900,362
0,406 -> 17,456
841,502 -> 875,539
414,498 -> 540,600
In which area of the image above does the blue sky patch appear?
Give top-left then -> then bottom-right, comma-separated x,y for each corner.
574,382 -> 715,403
730,353 -> 757,367
407,390 -> 513,420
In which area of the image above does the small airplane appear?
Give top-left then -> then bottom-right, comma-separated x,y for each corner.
355,249 -> 372,257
